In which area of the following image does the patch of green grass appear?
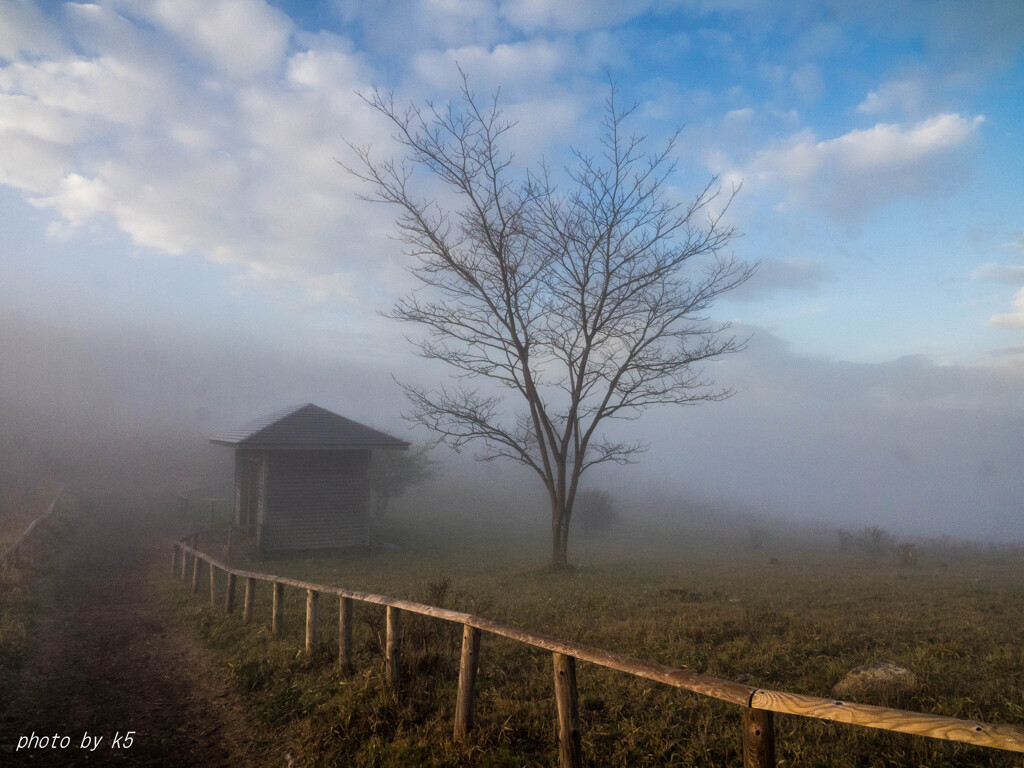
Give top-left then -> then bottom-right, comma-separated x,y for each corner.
169,515 -> 1024,767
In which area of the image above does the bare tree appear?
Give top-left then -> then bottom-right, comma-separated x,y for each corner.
348,74 -> 753,566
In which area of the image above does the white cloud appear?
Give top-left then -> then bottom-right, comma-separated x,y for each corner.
990,288 -> 1024,330
972,263 -> 1024,285
29,173 -> 113,227
0,1 -> 417,306
729,257 -> 832,301
412,38 -> 568,96
0,0 -> 65,59
421,0 -> 501,44
724,107 -> 754,123
1009,232 -> 1024,257
286,44 -> 369,93
0,130 -> 71,192
858,77 -> 928,117
410,39 -> 588,163
789,63 -> 824,101
141,0 -> 293,79
0,56 -> 157,125
0,93 -> 88,145
972,234 -> 1024,328
500,0 -> 651,32
736,113 -> 984,223
333,0 -> 503,56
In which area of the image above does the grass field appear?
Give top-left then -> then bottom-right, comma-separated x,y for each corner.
165,507 -> 1024,767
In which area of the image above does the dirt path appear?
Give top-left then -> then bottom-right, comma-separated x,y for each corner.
0,497 -> 269,767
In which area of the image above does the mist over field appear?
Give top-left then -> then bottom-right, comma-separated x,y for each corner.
2,0 -> 1022,550
2,302 -> 1021,545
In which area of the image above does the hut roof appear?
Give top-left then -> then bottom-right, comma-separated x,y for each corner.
210,404 -> 410,450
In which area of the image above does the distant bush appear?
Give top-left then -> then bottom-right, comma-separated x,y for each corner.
575,490 -> 619,536
836,529 -> 854,553
858,526 -> 893,558
747,525 -> 770,551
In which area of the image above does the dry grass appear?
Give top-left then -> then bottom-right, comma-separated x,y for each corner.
0,478 -> 56,553
165,511 -> 1024,768
0,483 -> 75,708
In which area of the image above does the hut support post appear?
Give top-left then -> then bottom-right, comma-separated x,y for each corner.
243,577 -> 255,623
339,596 -> 354,673
180,551 -> 188,583
386,606 -> 401,689
224,572 -> 237,613
191,554 -> 200,593
305,589 -> 319,654
454,624 -> 481,740
742,707 -> 776,768
272,582 -> 284,635
553,652 -> 582,768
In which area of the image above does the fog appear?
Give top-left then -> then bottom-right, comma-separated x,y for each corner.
2,1 -> 1022,556
2,302 -> 1021,545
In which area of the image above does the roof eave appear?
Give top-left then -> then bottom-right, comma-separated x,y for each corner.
209,440 -> 410,451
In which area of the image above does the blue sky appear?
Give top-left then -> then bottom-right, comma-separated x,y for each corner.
2,1 -> 1023,538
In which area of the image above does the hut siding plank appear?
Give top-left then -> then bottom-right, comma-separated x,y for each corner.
258,450 -> 370,551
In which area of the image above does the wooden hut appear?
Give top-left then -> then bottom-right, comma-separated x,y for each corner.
211,404 -> 408,552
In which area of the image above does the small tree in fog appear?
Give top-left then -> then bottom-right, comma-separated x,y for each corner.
348,73 -> 752,567
576,490 -> 619,537
367,444 -> 438,521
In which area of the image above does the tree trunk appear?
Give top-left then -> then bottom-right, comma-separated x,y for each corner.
551,503 -> 569,567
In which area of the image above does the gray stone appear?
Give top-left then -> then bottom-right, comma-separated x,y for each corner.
832,660 -> 919,699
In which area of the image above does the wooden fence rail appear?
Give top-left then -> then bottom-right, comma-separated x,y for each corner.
172,536 -> 1024,768
0,486 -> 64,571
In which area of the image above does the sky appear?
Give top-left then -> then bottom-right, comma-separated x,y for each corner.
1,0 -> 1023,540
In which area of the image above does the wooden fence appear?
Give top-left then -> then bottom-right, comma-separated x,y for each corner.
0,486 -> 65,572
172,535 -> 1024,768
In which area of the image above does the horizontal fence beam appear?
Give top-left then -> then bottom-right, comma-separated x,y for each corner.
172,538 -> 1024,754
0,487 -> 65,568
749,689 -> 1024,752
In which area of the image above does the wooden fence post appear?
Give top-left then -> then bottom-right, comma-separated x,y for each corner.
224,572 -> 237,613
272,582 -> 284,635
180,551 -> 188,583
171,545 -> 178,577
339,596 -> 354,673
209,562 -> 218,607
742,707 -> 775,768
553,652 -> 582,768
386,606 -> 402,689
305,589 -> 319,654
243,577 -> 255,623
454,624 -> 482,740
191,554 -> 200,594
